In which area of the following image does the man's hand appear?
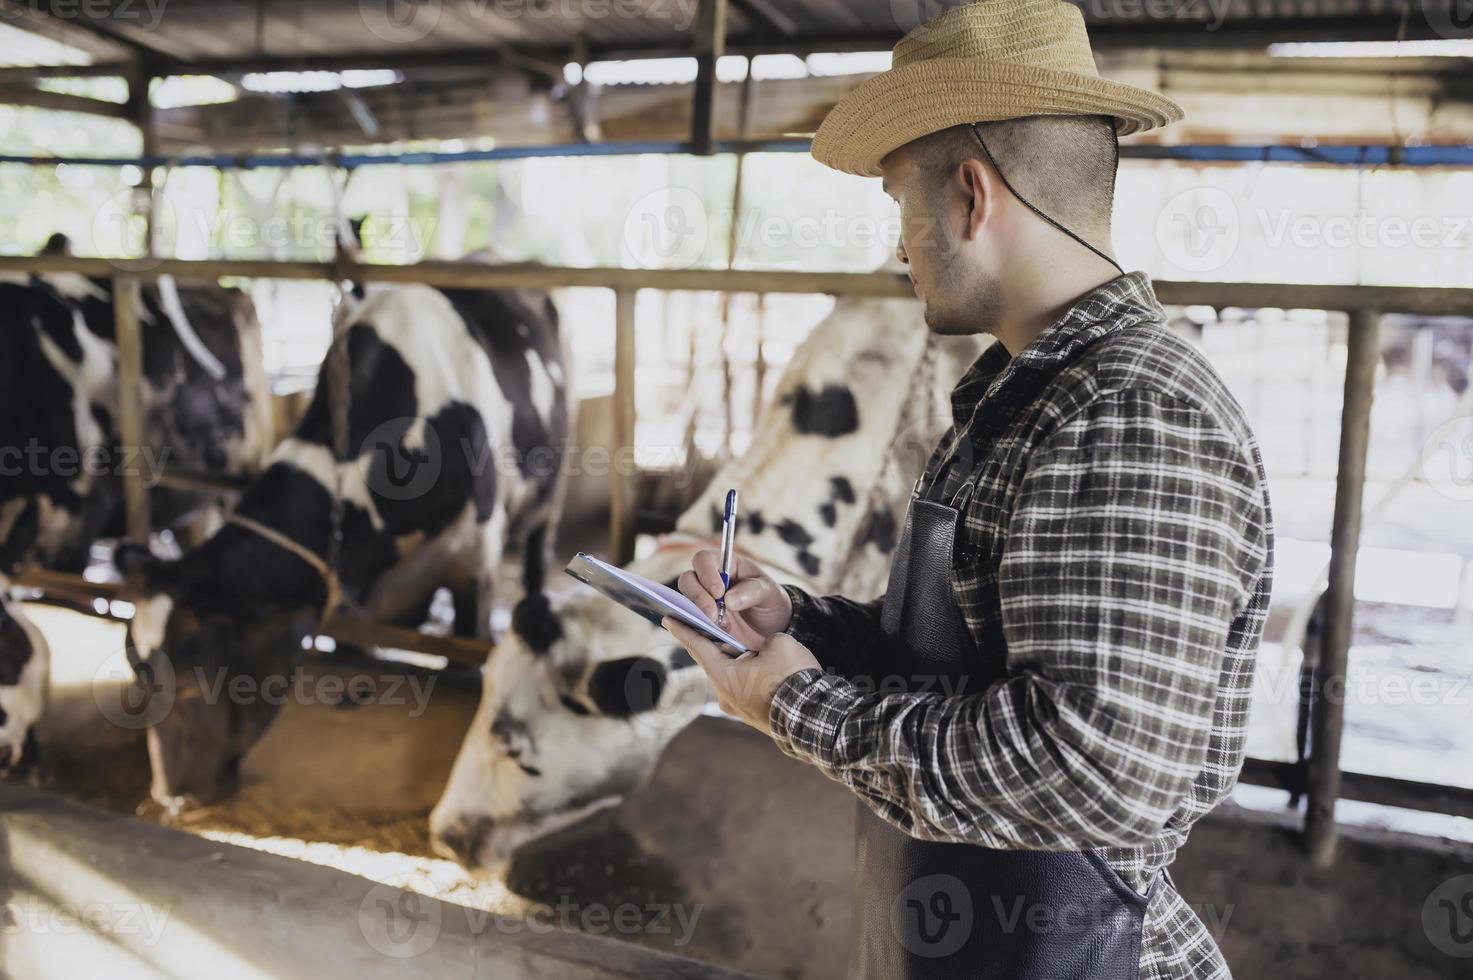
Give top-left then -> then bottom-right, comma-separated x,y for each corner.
662,617 -> 819,735
677,550 -> 793,653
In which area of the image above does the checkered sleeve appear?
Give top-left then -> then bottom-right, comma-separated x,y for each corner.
768,389 -> 1268,851
781,584 -> 886,678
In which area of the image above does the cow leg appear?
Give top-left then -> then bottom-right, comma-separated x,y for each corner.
450,572 -> 493,641
21,729 -> 48,788
520,520 -> 551,596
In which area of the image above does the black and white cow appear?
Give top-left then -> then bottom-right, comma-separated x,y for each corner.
0,268 -> 272,573
0,576 -> 49,776
429,290 -> 986,872
120,281 -> 569,810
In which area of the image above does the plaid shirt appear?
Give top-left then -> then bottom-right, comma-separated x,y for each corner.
768,272 -> 1273,980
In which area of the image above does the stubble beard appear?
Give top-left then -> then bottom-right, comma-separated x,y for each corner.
921,258 -> 1004,338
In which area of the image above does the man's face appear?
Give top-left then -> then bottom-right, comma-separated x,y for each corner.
880,144 -> 1001,337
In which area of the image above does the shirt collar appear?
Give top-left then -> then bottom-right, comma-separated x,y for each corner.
948,271 -> 1163,424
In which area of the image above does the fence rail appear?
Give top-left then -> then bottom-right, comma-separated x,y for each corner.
6,252 -> 1467,863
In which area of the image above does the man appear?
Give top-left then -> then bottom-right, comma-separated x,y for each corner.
665,2 -> 1272,978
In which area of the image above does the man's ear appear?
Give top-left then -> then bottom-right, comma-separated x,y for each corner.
959,156 -> 996,243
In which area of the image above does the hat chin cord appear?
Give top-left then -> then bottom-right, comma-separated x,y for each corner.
968,123 -> 1125,278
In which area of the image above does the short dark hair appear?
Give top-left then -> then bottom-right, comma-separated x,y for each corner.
913,114 -> 1118,240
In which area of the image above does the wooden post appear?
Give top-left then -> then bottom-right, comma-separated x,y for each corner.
1304,308 -> 1381,867
113,275 -> 151,543
124,63 -> 158,256
690,0 -> 729,155
609,288 -> 639,564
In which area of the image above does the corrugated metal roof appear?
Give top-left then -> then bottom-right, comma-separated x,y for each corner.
0,0 -> 1440,71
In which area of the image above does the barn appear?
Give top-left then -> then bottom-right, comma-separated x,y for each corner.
1,1 -> 1471,978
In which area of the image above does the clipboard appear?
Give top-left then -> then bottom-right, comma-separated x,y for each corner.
564,552 -> 750,655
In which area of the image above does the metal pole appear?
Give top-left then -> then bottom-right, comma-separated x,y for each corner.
1304,307 -> 1381,867
113,275 -> 151,543
690,0 -> 728,155
609,288 -> 639,564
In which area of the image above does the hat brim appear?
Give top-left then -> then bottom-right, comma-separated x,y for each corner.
812,58 -> 1184,177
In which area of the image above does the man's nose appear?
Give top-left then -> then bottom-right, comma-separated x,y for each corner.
895,236 -> 909,265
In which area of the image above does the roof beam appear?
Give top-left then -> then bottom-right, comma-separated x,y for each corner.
0,12 -> 1444,82
0,82 -> 128,117
729,0 -> 799,37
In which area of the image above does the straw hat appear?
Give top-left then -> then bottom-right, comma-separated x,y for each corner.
811,0 -> 1184,177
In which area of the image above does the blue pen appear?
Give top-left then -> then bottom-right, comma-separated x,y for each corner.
717,489 -> 738,624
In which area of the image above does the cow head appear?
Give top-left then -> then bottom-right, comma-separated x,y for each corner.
116,543 -> 318,812
429,550 -> 709,873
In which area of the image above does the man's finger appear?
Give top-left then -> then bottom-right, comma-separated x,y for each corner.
662,617 -> 723,672
677,571 -> 720,619
721,577 -> 776,612
690,549 -> 728,597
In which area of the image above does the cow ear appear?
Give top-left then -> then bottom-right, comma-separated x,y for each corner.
586,656 -> 667,718
114,542 -> 173,596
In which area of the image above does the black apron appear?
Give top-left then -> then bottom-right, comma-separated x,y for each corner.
851,477 -> 1156,979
